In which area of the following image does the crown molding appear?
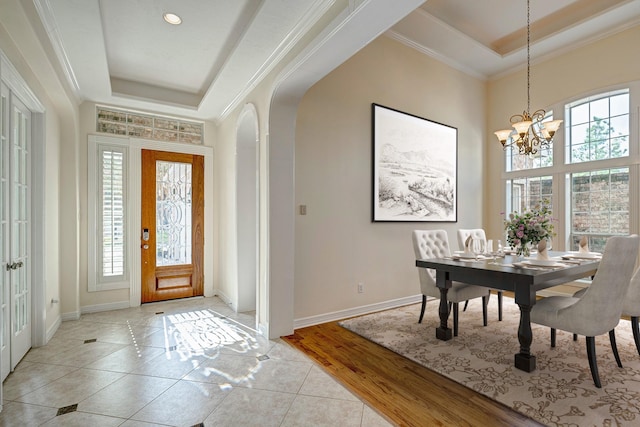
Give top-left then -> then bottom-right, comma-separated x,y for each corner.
32,0 -> 81,98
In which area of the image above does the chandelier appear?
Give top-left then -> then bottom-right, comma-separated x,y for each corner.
494,0 -> 562,156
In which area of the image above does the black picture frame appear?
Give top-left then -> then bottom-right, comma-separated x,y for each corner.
372,103 -> 457,222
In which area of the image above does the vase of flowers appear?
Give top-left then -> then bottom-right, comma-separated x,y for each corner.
504,201 -> 555,258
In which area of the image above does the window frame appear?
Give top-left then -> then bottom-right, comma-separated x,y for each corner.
568,167 -> 631,252
565,89 -> 630,165
88,137 -> 130,292
502,81 -> 640,251
505,175 -> 554,216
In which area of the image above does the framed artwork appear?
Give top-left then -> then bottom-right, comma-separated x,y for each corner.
372,103 -> 457,222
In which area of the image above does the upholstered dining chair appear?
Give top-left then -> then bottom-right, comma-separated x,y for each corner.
457,228 -> 503,321
571,266 -> 640,357
412,229 -> 490,337
530,234 -> 640,388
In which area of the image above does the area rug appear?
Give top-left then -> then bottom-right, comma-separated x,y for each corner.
339,297 -> 640,427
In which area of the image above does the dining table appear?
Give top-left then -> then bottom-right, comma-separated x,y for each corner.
415,251 -> 600,372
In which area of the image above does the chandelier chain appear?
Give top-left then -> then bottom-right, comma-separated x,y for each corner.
527,0 -> 530,113
493,0 -> 563,156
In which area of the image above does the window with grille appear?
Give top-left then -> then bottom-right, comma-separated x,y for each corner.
503,85 -> 635,253
565,90 -> 631,252
506,176 -> 553,215
570,168 -> 629,252
565,90 -> 629,164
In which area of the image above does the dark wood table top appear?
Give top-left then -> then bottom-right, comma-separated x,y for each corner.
415,251 -> 600,294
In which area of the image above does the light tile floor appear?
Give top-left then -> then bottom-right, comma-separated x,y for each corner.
0,297 -> 393,426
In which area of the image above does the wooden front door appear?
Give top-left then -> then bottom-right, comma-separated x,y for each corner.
141,150 -> 204,303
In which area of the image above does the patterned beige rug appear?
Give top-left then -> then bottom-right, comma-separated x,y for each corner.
339,296 -> 640,427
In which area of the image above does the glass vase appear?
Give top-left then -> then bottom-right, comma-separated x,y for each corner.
516,243 -> 531,258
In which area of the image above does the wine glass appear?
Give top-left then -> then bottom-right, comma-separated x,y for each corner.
471,238 -> 485,260
487,239 -> 497,263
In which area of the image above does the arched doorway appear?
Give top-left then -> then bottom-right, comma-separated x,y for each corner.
265,0 -> 423,338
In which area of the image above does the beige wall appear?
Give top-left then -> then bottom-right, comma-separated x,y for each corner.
43,110 -> 61,334
0,0 -> 77,334
485,25 -> 640,241
293,36 -> 486,319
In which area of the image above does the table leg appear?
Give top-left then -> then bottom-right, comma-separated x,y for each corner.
435,271 -> 452,341
515,303 -> 536,372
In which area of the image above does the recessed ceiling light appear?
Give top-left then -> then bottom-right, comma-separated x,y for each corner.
163,12 -> 182,25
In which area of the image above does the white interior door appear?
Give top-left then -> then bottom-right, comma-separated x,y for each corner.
0,85 -> 31,381
0,82 -> 10,381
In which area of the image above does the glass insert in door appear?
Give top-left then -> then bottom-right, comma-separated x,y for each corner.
12,104 -> 29,335
155,161 -> 192,266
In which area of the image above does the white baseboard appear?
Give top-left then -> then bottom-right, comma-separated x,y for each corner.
215,290 -> 233,309
45,315 -> 61,343
293,294 -> 423,329
61,311 -> 80,321
65,295 -> 227,321
258,321 -> 268,337
80,300 -> 131,314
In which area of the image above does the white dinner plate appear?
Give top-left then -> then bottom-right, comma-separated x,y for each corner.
525,258 -> 558,266
518,261 -> 565,268
453,251 -> 477,259
563,251 -> 601,259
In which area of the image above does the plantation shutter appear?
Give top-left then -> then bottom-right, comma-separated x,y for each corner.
98,146 -> 127,282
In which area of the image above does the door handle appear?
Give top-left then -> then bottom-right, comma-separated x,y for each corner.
5,261 -> 23,270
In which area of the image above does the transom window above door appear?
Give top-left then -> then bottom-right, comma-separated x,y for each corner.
96,106 -> 204,145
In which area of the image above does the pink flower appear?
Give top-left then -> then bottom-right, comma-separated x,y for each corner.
516,230 -> 524,238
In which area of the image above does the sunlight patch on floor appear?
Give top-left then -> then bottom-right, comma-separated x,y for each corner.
160,309 -> 259,359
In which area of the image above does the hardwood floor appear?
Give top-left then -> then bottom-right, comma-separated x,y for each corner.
282,312 -> 545,427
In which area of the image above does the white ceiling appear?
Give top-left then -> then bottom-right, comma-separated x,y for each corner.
35,0 -> 640,122
392,0 -> 640,79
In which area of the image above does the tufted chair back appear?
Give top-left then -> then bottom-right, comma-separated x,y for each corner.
457,229 -> 486,252
412,230 -> 452,296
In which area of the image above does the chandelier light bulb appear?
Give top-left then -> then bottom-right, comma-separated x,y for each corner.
494,129 -> 513,145
513,120 -> 533,137
543,120 -> 562,135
